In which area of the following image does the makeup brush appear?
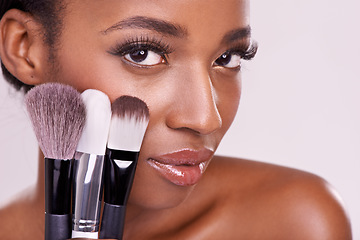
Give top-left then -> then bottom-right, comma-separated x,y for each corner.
99,95 -> 149,240
24,83 -> 86,240
72,89 -> 112,239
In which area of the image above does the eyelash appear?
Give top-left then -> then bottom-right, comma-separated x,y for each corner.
108,37 -> 258,66
108,36 -> 173,63
226,40 -> 258,61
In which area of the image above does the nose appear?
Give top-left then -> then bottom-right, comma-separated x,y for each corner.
166,64 -> 222,135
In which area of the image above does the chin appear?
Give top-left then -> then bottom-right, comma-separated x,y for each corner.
128,178 -> 198,211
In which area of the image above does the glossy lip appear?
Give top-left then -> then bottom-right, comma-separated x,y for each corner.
147,148 -> 214,186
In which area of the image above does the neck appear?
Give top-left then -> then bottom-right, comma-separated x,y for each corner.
35,149 -> 45,206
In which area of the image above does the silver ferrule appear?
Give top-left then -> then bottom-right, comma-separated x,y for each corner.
72,152 -> 104,233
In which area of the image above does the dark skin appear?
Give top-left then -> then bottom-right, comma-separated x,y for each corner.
0,155 -> 352,239
0,0 -> 352,239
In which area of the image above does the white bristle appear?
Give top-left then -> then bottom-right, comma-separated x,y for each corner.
107,96 -> 150,152
24,83 -> 86,159
107,115 -> 149,151
76,89 -> 111,155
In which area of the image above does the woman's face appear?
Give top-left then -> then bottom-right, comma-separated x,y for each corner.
48,0 -> 251,209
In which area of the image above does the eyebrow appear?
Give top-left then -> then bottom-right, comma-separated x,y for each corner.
222,26 -> 252,44
102,16 -> 188,37
102,16 -> 251,44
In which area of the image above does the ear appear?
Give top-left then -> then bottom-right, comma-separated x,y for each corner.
0,9 -> 48,85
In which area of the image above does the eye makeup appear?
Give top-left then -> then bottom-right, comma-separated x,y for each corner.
225,40 -> 258,61
213,40 -> 258,71
108,36 -> 174,65
107,34 -> 257,71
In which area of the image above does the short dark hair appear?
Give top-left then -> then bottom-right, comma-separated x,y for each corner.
0,0 -> 65,92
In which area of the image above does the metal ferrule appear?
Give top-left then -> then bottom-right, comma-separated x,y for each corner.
104,149 -> 139,206
72,152 -> 104,233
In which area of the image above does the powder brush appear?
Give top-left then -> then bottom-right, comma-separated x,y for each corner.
25,83 -> 86,240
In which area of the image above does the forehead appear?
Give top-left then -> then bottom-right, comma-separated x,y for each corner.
63,0 -> 250,35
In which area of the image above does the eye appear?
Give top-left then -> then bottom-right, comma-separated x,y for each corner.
124,49 -> 165,66
108,36 -> 173,68
214,51 -> 241,69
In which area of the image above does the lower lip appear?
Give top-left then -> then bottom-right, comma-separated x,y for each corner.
147,159 -> 207,186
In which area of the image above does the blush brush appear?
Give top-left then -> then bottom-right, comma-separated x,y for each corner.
100,95 -> 149,240
25,83 -> 86,240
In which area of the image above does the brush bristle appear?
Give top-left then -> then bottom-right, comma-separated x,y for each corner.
107,96 -> 150,152
75,89 -> 112,155
25,83 -> 86,159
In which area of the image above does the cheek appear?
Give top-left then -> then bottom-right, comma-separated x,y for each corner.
216,76 -> 242,134
52,47 -> 107,91
52,47 -> 141,101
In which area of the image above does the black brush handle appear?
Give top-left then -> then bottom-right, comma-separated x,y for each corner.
44,158 -> 73,240
45,213 -> 71,240
100,149 -> 139,239
103,149 -> 138,205
45,158 -> 73,214
99,203 -> 126,240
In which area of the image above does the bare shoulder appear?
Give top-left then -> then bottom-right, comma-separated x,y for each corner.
0,188 -> 43,240
203,156 -> 352,239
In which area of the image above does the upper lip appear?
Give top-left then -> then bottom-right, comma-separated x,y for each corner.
149,148 -> 214,166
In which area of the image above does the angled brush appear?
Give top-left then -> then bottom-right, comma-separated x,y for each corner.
100,95 -> 149,240
25,83 -> 86,240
